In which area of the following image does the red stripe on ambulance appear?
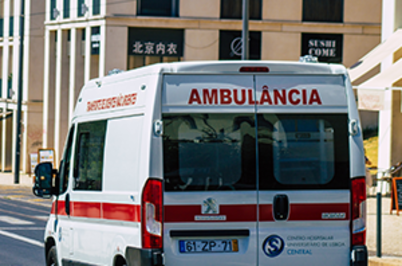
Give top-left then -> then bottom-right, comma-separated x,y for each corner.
51,201 -> 349,222
188,88 -> 322,106
51,201 -> 141,222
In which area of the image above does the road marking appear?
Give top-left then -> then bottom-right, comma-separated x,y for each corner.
35,215 -> 49,221
0,216 -> 34,225
0,230 -> 43,247
0,227 -> 44,230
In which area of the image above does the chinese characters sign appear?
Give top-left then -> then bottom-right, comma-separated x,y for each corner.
132,41 -> 178,55
128,28 -> 183,57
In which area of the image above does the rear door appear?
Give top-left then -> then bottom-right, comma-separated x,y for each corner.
255,75 -> 351,265
162,74 -> 258,266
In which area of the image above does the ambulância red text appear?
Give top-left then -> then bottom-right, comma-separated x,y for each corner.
188,88 -> 322,106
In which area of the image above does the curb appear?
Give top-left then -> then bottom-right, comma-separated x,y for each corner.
369,257 -> 402,266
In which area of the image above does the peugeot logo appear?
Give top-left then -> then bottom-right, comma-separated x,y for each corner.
202,198 -> 219,214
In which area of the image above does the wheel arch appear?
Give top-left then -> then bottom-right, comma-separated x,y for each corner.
113,254 -> 127,266
45,237 -> 56,258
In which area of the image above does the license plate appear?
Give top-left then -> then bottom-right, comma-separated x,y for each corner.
179,239 -> 238,253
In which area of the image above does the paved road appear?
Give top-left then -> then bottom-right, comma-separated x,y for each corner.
0,196 -> 51,266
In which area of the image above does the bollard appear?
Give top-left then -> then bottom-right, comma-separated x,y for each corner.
376,191 -> 381,257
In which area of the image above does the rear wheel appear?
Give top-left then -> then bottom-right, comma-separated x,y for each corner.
46,246 -> 58,266
114,255 -> 127,266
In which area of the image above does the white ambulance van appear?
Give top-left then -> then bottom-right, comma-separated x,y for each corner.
33,60 -> 368,266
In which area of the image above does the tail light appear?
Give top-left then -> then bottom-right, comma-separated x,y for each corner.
239,66 -> 269,72
142,179 -> 163,249
351,177 -> 366,246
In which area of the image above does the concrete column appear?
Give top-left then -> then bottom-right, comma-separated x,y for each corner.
43,29 -> 50,148
59,30 -> 70,160
1,113 -> 6,171
99,23 -> 105,78
69,27 -> 76,120
54,28 -> 62,163
1,0 -> 10,172
84,25 -> 91,82
377,0 -> 402,172
377,90 -> 393,170
2,0 -> 10,98
45,0 -> 50,21
74,29 -> 85,105
22,109 -> 27,173
100,0 -> 106,16
12,0 -> 20,101
5,111 -> 12,171
11,108 -> 16,173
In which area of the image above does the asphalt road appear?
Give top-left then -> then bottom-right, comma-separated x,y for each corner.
0,197 -> 51,266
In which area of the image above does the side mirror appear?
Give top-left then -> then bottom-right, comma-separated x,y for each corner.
32,162 -> 56,198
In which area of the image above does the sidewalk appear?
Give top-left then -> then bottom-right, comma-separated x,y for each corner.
367,196 -> 402,265
0,172 -> 52,206
0,173 -> 401,265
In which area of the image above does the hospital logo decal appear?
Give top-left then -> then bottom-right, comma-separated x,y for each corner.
263,235 -> 285,257
202,198 -> 219,214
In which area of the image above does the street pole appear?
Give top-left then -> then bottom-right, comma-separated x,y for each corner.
14,0 -> 25,184
241,0 -> 249,60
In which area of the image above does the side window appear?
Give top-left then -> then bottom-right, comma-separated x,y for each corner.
58,125 -> 75,194
137,0 -> 179,17
73,120 -> 107,191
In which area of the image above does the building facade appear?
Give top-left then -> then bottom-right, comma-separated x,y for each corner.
0,0 -> 44,174
37,0 -> 382,171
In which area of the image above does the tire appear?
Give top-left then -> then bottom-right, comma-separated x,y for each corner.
46,246 -> 58,266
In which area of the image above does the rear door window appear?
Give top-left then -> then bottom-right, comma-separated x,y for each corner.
258,113 -> 349,190
163,113 -> 256,191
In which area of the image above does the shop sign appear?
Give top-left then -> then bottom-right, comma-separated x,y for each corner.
131,41 -> 178,56
301,33 -> 343,63
219,30 -> 261,60
358,89 -> 385,111
91,26 -> 100,55
128,28 -> 183,57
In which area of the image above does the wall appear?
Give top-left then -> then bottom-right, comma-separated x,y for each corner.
262,0 -> 301,21
184,29 -> 219,60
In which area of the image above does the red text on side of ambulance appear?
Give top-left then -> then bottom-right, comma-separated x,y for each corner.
87,93 -> 137,112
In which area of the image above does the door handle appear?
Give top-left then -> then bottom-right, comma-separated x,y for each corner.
273,194 -> 289,221
65,193 -> 70,216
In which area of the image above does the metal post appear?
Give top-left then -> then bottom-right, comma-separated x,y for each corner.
376,191 -> 382,257
14,0 -> 24,183
241,0 -> 249,60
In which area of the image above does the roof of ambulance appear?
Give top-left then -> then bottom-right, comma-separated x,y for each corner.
84,60 -> 347,88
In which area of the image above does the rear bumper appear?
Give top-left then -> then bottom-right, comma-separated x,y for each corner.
351,246 -> 368,266
126,247 -> 164,266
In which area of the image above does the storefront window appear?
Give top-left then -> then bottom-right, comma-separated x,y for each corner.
127,55 -> 181,69
220,0 -> 261,20
303,0 -> 343,23
137,0 -> 179,17
219,30 -> 261,60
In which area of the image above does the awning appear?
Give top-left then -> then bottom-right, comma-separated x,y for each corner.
358,57 -> 402,88
348,28 -> 402,82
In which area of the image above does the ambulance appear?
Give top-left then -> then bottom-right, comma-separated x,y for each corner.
33,60 -> 368,266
